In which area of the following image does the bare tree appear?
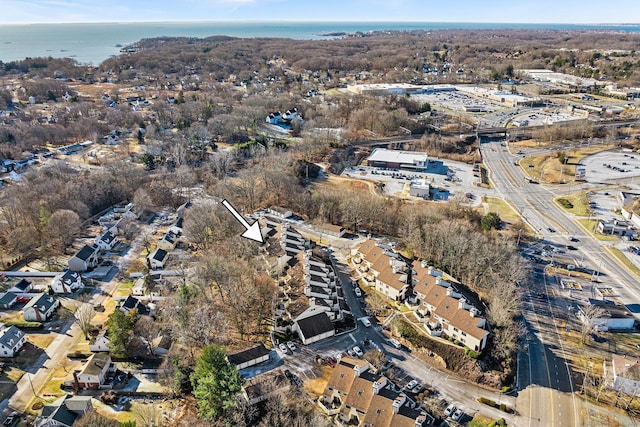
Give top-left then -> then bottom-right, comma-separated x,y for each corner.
74,303 -> 96,340
579,305 -> 606,345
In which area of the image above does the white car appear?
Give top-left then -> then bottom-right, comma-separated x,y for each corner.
354,287 -> 362,297
452,408 -> 464,421
389,339 -> 401,349
278,343 -> 289,354
444,404 -> 456,417
361,318 -> 372,327
286,341 -> 297,352
353,346 -> 364,357
405,379 -> 418,390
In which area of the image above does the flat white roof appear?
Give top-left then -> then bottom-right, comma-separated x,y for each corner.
368,148 -> 428,165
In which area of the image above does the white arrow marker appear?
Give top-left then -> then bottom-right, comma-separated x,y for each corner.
221,199 -> 264,243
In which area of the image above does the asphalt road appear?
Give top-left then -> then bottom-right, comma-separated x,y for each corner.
480,137 -> 640,426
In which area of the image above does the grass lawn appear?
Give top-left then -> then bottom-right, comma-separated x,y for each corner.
40,379 -> 65,398
304,365 -> 333,398
554,191 -> 591,217
468,414 -> 499,427
27,334 -> 56,350
93,298 -> 116,325
113,281 -> 134,297
482,196 -> 535,237
521,145 -> 614,184
606,246 -> 640,277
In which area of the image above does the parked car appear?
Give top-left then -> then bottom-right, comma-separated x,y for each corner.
354,287 -> 362,297
444,404 -> 457,417
353,346 -> 364,357
347,349 -> 357,358
389,339 -> 402,349
406,379 -> 419,390
361,318 -> 372,327
286,341 -> 297,352
452,408 -> 464,421
278,343 -> 290,354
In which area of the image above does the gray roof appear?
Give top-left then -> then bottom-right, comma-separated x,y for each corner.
60,270 -> 80,282
11,278 -> 32,291
35,395 -> 91,427
100,230 -> 117,244
74,244 -> 97,261
122,295 -> 150,315
296,312 -> 334,339
152,248 -> 168,262
228,343 -> 270,366
0,325 -> 24,349
24,293 -> 57,313
0,292 -> 17,305
80,352 -> 111,377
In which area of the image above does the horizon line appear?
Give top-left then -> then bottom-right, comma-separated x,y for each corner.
1,19 -> 639,26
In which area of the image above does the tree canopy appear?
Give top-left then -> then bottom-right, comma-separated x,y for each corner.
190,345 -> 244,421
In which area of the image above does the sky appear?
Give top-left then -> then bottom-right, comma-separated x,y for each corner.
1,0 -> 639,25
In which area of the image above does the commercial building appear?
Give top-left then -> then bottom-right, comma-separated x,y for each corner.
366,149 -> 430,172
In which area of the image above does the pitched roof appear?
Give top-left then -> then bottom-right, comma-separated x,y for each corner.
361,393 -> 396,426
12,278 -> 32,291
24,293 -> 57,313
74,244 -> 97,261
99,230 -> 117,244
0,325 -> 24,349
35,395 -> 92,427
80,352 -> 111,377
376,268 -> 408,292
151,248 -> 168,262
59,270 -> 81,282
434,296 -> 487,340
121,295 -> 149,315
613,355 -> 640,381
0,292 -> 17,305
227,343 -> 270,366
342,373 -> 376,412
296,312 -> 334,340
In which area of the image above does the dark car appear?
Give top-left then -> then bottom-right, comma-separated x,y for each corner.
547,227 -> 556,233
570,237 -> 579,242
567,245 -> 577,250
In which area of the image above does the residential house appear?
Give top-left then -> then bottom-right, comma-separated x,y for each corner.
241,370 -> 290,405
0,325 -> 26,357
132,277 -> 145,296
73,353 -> 115,390
319,357 -> 434,426
34,395 -> 93,427
89,329 -> 110,352
120,295 -> 151,316
0,292 -> 18,309
318,223 -> 346,238
352,240 -> 410,302
267,206 -> 292,219
147,248 -> 169,269
606,355 -> 640,396
227,343 -> 271,370
94,230 -> 117,251
68,244 -> 99,272
266,111 -> 283,124
168,217 -> 184,236
294,312 -> 335,345
7,278 -> 33,294
51,270 -> 84,294
411,261 -> 489,352
157,231 -> 178,251
23,294 -> 59,322
577,299 -> 636,331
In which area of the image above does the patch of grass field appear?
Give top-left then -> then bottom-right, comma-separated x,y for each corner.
40,379 -> 65,397
92,298 -> 116,325
607,246 -> 640,277
304,365 -> 333,397
554,191 -> 591,216
521,145 -> 615,184
482,196 -> 535,236
27,334 -> 55,349
468,414 -> 498,427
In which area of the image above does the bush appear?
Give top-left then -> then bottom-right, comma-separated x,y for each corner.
67,351 -> 92,359
501,386 -> 511,393
479,397 -> 497,408
557,198 -> 573,209
4,321 -> 42,329
465,347 -> 482,359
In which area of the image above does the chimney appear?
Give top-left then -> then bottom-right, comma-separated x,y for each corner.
458,298 -> 466,309
421,260 -> 428,269
392,394 -> 406,414
470,308 -> 476,317
435,277 -> 441,285
372,377 -> 387,394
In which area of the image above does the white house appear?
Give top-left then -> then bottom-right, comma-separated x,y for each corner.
147,248 -> 169,269
7,278 -> 33,295
157,231 -> 177,251
68,244 -> 100,272
0,292 -> 18,309
73,353 -> 115,390
89,329 -> 111,352
578,299 -> 636,331
51,270 -> 84,294
94,230 -> 117,251
0,325 -> 27,357
294,312 -> 335,345
23,294 -> 59,322
34,395 -> 93,427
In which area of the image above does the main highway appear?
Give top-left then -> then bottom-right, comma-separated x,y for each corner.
480,135 -> 640,426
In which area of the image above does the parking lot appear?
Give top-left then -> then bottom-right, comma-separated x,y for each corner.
411,90 -> 501,113
580,150 -> 640,183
